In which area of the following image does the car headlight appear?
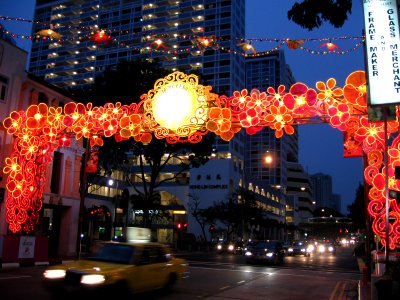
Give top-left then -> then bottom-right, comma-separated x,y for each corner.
81,274 -> 105,285
318,245 -> 326,252
228,245 -> 234,251
266,252 -> 274,257
43,269 -> 66,279
217,244 -> 222,250
288,248 -> 293,252
301,248 -> 306,252
328,246 -> 334,252
244,251 -> 252,256
307,245 -> 314,252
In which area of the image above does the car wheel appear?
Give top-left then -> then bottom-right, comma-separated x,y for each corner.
164,273 -> 177,291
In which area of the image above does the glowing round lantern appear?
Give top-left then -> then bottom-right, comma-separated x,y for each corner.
152,82 -> 199,131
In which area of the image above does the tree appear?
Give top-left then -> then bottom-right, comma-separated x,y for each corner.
71,59 -> 215,229
188,194 -> 217,243
287,0 -> 352,31
347,183 -> 366,231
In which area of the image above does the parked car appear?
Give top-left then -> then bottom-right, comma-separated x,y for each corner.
43,241 -> 189,298
287,241 -> 313,257
244,240 -> 285,265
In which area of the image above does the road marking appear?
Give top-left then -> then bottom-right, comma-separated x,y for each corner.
329,281 -> 346,300
219,285 -> 230,290
237,280 -> 246,284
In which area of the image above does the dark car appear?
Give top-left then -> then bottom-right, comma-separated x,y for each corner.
216,241 -> 244,254
244,240 -> 285,265
287,241 -> 312,257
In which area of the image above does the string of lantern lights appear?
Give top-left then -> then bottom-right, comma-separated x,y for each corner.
0,15 -> 365,56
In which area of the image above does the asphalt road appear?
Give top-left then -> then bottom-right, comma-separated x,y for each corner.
0,245 -> 361,300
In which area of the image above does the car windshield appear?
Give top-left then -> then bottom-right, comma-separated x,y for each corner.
87,243 -> 135,264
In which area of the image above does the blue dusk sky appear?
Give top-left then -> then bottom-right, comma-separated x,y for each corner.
0,0 -> 366,214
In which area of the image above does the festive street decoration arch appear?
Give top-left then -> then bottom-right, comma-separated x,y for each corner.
2,70 -> 400,249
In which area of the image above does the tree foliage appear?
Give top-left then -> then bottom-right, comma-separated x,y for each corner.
347,183 -> 366,230
288,0 -> 352,31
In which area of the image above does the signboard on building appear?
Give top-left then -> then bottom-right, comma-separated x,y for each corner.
363,1 -> 400,106
18,236 -> 35,259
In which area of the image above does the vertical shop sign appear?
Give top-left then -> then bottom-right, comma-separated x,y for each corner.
363,0 -> 400,106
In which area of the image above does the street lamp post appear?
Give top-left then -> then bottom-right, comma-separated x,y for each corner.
108,178 -> 120,240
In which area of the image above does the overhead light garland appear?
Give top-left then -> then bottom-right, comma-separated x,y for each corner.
0,16 -> 365,55
2,70 -> 400,251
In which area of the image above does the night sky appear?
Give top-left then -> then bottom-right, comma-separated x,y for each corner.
0,0 -> 366,213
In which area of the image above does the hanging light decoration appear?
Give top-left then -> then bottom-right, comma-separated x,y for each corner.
237,41 -> 257,54
320,41 -> 339,51
90,29 -> 112,44
35,28 -> 61,40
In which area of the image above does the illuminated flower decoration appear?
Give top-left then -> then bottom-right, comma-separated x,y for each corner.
231,89 -> 251,111
19,136 -> 40,160
266,85 -> 287,103
48,106 -> 65,130
89,135 -> 104,147
43,126 -> 59,144
90,30 -> 112,44
102,118 -> 119,137
246,89 -> 268,111
3,111 -> 23,135
26,103 -> 48,129
3,156 -> 21,179
58,135 -> 72,148
283,83 -> 317,118
63,102 -> 87,127
73,116 -> 94,140
238,107 -> 262,128
206,107 -> 235,141
237,42 -> 256,54
286,39 -> 305,49
316,78 -> 343,107
265,103 -> 294,138
343,70 -> 367,112
320,41 -> 339,51
133,132 -> 152,145
327,103 -> 351,131
120,114 -> 143,138
354,116 -> 385,152
92,105 -> 111,128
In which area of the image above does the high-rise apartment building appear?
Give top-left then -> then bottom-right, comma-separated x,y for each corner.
310,172 -> 342,213
244,50 -> 314,239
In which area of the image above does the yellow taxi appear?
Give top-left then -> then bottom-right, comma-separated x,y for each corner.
43,241 -> 189,297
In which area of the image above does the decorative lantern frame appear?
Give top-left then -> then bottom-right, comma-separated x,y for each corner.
2,70 -> 400,249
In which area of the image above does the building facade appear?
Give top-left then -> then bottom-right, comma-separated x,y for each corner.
0,37 -> 84,261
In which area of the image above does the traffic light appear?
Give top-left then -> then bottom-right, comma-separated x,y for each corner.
209,224 -> 215,232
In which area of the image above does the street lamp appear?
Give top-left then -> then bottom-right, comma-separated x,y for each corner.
108,178 -> 122,240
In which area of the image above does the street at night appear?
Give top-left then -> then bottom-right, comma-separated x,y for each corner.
0,245 -> 361,300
